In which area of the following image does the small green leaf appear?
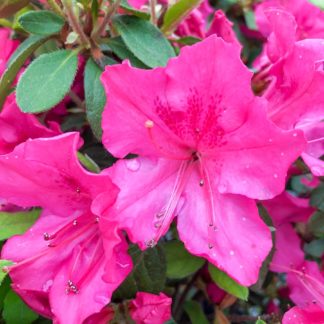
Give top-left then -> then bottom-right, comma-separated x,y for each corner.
18,10 -> 65,35
183,301 -> 209,324
77,151 -> 100,173
84,58 -> 107,139
208,264 -> 249,301
105,37 -> 148,68
0,35 -> 49,110
256,319 -> 267,324
0,209 -> 41,240
309,0 -> 324,9
173,36 -> 201,46
112,15 -> 175,68
0,260 -> 13,286
120,0 -> 150,20
308,211 -> 324,238
164,241 -> 204,279
3,290 -> 39,324
0,276 -> 11,311
304,239 -> 324,258
17,49 -> 78,113
113,245 -> 166,300
0,0 -> 30,18
310,183 -> 324,211
161,0 -> 202,35
243,9 -> 257,30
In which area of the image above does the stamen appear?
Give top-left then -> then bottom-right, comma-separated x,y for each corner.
145,120 -> 190,161
66,280 -> 79,294
148,160 -> 193,246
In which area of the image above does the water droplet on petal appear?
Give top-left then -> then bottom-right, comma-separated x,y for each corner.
280,152 -> 285,156
72,220 -> 78,226
145,239 -> 156,248
154,221 -> 162,228
117,262 -> 130,269
42,279 -> 53,292
199,179 -> 204,187
43,232 -> 51,241
208,243 -> 214,249
95,216 -> 100,223
242,217 -> 247,222
76,187 -> 81,194
268,138 -> 273,143
229,250 -> 235,256
125,159 -> 140,172
293,132 -> 298,137
273,173 -> 278,178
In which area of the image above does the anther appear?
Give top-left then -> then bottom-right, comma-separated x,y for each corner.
145,120 -> 154,128
208,243 -> 214,249
145,239 -> 156,248
199,179 -> 204,186
43,232 -> 51,241
66,280 -> 79,294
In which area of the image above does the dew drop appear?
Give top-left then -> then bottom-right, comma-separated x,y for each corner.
145,239 -> 156,248
280,152 -> 285,156
72,220 -> 78,226
195,128 -> 200,133
117,262 -> 130,269
293,132 -> 298,137
273,173 -> 278,179
42,279 -> 53,292
95,216 -> 100,223
154,221 -> 162,228
218,184 -> 227,193
208,243 -> 214,249
76,187 -> 81,194
199,179 -> 204,187
43,232 -> 51,241
242,217 -> 247,222
229,250 -> 235,256
268,138 -> 273,143
125,158 -> 140,172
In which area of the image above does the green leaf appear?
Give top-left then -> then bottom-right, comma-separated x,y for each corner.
173,36 -> 201,46
0,0 -> 30,18
0,260 -> 13,286
105,37 -> 148,68
243,9 -> 257,30
161,0 -> 202,35
0,209 -> 41,240
77,151 -> 100,173
84,58 -> 106,139
0,34 -> 49,110
112,15 -> 175,68
17,49 -> 78,113
308,211 -> 324,238
3,290 -> 38,324
120,0 -> 150,20
310,183 -> 324,211
208,264 -> 249,301
0,276 -> 11,311
164,241 -> 204,279
255,319 -> 267,324
183,301 -> 209,324
309,0 -> 324,9
304,239 -> 324,258
18,10 -> 65,35
113,245 -> 166,300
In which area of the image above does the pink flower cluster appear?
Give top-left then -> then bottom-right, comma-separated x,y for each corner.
0,0 -> 323,323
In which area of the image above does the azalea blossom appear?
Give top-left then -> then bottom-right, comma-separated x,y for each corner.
0,133 -> 132,324
255,8 -> 324,176
0,28 -> 19,77
129,292 -> 172,324
101,35 -> 305,286
283,304 -> 324,324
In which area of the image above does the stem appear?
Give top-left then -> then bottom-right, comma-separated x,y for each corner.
174,271 -> 200,320
47,0 -> 65,17
62,0 -> 90,48
91,0 -> 121,40
150,0 -> 157,25
69,90 -> 85,110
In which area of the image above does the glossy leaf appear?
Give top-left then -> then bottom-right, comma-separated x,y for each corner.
164,241 -> 204,279
17,49 -> 78,113
161,0 -> 202,35
0,209 -> 41,240
77,151 -> 100,174
112,15 -> 175,68
18,10 -> 65,35
3,290 -> 38,324
304,239 -> 324,258
120,0 -> 150,20
0,35 -> 49,110
113,245 -> 166,300
183,301 -> 209,324
84,58 -> 107,139
105,37 -> 148,68
310,183 -> 324,211
308,211 -> 324,238
208,264 -> 249,301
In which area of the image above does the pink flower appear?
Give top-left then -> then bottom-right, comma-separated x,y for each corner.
206,282 -> 226,304
129,292 -> 172,324
283,305 -> 324,324
258,9 -> 324,176
0,133 -> 132,324
255,0 -> 324,40
0,28 -> 19,77
84,306 -> 115,324
101,36 -> 305,286
0,95 -> 61,154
